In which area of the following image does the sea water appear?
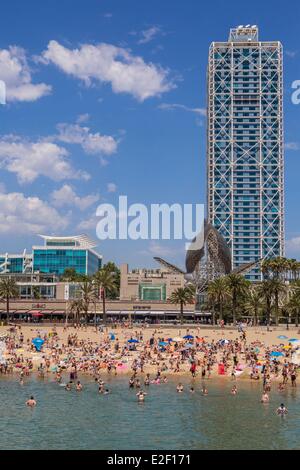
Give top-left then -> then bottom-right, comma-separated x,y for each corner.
0,375 -> 299,450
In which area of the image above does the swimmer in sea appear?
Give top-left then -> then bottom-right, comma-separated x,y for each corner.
176,383 -> 183,393
201,386 -> 208,395
104,388 -> 110,395
26,396 -> 36,407
190,387 -> 195,393
276,403 -> 288,415
136,390 -> 147,402
65,381 -> 72,391
231,385 -> 237,395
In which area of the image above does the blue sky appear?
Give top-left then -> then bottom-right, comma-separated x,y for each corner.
0,0 -> 300,269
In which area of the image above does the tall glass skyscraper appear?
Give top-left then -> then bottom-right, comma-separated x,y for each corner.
207,26 -> 284,281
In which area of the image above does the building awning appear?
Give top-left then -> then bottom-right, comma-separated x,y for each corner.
28,310 -> 43,317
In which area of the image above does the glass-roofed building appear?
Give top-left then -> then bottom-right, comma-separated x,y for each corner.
0,234 -> 102,276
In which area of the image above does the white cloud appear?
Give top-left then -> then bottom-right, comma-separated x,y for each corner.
286,237 -> 300,258
51,184 -> 99,211
0,46 -> 51,102
147,242 -> 179,257
286,50 -> 297,58
107,182 -> 117,193
285,142 -> 300,151
76,113 -> 90,124
0,134 -> 89,184
56,122 -> 118,158
0,191 -> 68,234
41,40 -> 174,101
158,103 -> 206,116
138,26 -> 162,44
77,216 -> 97,231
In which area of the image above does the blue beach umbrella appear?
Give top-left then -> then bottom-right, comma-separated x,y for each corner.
289,338 -> 299,342
110,334 -> 115,341
270,351 -> 284,357
167,338 -> 173,342
159,341 -> 168,347
185,343 -> 194,349
277,335 -> 288,339
32,337 -> 44,352
128,339 -> 139,343
183,335 -> 194,340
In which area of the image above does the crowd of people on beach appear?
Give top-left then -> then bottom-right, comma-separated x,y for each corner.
0,322 -> 298,414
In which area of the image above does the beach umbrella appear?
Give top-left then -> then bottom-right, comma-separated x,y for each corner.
288,338 -> 299,342
110,334 -> 115,341
167,338 -> 173,342
270,351 -> 284,357
159,341 -> 168,347
32,337 -> 44,352
127,339 -> 139,343
220,339 -> 229,345
173,337 -> 184,342
184,343 -> 194,349
277,335 -> 288,339
183,335 -> 194,340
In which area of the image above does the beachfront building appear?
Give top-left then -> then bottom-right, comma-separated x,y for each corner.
207,26 -> 284,281
120,263 -> 185,301
0,234 -> 102,276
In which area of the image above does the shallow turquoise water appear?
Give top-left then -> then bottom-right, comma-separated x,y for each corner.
0,375 -> 299,450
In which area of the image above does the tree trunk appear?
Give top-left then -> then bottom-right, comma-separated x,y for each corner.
254,307 -> 257,326
232,292 -> 236,325
275,291 -> 279,326
211,304 -> 216,326
6,295 -> 9,323
94,304 -> 97,330
102,289 -> 106,326
219,299 -> 223,322
180,301 -> 184,325
267,298 -> 271,330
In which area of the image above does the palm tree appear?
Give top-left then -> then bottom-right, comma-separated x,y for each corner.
69,298 -> 84,325
244,287 -> 263,326
225,273 -> 250,324
93,269 -> 117,325
287,290 -> 300,327
0,277 -> 19,322
207,277 -> 230,324
79,276 -> 96,324
61,267 -> 81,282
258,278 -> 286,326
257,280 -> 273,328
169,285 -> 195,324
270,278 -> 286,326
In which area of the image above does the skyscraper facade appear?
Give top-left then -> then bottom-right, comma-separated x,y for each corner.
207,26 -> 284,281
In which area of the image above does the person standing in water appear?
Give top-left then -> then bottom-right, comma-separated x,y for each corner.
261,391 -> 269,403
276,403 -> 288,415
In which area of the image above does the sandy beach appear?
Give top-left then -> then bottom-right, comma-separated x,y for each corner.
0,323 -> 299,383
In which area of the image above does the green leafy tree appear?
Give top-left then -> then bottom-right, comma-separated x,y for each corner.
169,285 -> 195,324
207,277 -> 231,324
79,276 -> 97,324
244,287 -> 263,325
225,273 -> 250,324
0,277 -> 19,322
93,269 -> 118,325
102,262 -> 120,299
